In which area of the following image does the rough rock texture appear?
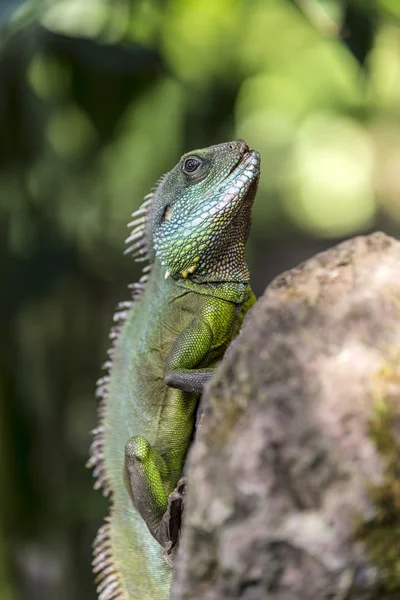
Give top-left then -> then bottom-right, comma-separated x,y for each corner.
172,232 -> 400,600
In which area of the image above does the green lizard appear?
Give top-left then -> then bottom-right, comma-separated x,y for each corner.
88,139 -> 260,600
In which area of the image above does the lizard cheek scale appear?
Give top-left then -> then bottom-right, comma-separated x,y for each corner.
87,140 -> 260,600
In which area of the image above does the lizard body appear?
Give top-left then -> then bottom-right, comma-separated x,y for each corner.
88,140 -> 260,600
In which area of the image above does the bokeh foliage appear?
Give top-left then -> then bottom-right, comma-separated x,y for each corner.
0,0 -> 400,598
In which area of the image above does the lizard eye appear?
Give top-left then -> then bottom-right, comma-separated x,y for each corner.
162,205 -> 173,221
183,157 -> 201,174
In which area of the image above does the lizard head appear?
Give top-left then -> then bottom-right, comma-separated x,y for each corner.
151,139 -> 260,283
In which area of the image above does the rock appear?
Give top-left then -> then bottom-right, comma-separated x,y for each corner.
172,232 -> 400,600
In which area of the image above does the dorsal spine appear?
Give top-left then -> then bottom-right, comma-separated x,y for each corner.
86,180 -> 162,600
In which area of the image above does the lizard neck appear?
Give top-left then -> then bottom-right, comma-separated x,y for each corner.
159,259 -> 253,304
151,258 -> 252,304
175,277 -> 252,304
191,204 -> 252,285
154,204 -> 254,304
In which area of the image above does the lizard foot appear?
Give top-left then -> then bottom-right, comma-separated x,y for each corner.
161,476 -> 187,567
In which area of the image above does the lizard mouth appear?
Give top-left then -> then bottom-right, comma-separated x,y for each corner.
209,150 -> 260,216
225,149 -> 251,180
225,148 -> 259,183
229,152 -> 260,193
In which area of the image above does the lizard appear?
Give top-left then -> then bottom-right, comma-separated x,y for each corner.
87,139 -> 261,600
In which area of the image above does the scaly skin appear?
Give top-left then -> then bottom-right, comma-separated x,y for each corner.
88,140 -> 260,600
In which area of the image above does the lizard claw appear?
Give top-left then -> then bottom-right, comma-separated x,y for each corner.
160,476 -> 187,567
162,541 -> 174,568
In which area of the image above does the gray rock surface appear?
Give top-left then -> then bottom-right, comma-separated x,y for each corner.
172,232 -> 400,600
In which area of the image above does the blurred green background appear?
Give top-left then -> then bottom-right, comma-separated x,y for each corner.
1,0 -> 400,598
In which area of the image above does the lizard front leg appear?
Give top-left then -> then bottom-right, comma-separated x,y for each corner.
124,317 -> 216,559
164,317 -> 214,393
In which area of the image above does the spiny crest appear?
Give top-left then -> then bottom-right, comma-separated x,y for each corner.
124,174 -> 167,262
88,177 -> 168,598
124,195 -> 153,262
92,519 -> 125,600
86,297 -> 135,498
87,184 -> 159,495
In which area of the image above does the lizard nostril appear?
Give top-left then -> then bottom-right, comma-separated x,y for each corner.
229,140 -> 250,154
237,139 -> 250,154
